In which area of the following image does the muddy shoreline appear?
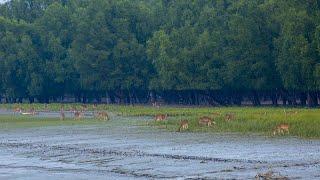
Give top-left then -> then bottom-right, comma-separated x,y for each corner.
0,112 -> 320,179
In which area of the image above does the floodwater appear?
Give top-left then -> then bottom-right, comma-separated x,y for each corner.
0,111 -> 320,179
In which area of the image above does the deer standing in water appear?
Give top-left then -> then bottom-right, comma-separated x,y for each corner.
273,124 -> 290,136
155,114 -> 167,122
199,116 -> 215,127
177,120 -> 189,132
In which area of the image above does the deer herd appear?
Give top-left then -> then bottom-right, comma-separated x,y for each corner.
12,104 -> 292,136
155,111 -> 291,136
13,104 -> 110,121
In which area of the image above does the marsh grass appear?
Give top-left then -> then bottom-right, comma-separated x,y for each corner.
0,104 -> 319,138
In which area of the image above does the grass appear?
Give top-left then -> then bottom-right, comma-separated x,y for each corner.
0,103 -> 319,138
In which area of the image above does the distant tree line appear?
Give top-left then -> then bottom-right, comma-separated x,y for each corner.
0,0 -> 319,106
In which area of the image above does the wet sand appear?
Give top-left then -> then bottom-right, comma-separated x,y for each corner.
0,113 -> 320,179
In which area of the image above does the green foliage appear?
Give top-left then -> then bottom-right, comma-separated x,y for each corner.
0,0 -> 319,104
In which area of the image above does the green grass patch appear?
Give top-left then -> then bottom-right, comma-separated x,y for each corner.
0,104 -> 319,138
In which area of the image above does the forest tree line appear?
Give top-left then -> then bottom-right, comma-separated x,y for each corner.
0,0 -> 320,106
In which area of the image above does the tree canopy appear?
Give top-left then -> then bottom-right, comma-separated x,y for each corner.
0,0 -> 319,106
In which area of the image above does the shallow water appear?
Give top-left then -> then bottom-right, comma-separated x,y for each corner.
0,113 -> 320,179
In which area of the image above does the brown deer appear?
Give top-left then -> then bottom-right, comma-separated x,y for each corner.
225,113 -> 235,121
13,107 -> 22,114
199,116 -> 215,127
155,114 -> 167,122
273,124 -> 290,136
74,111 -> 83,120
177,120 -> 189,132
70,106 -> 76,113
93,104 -> 98,110
81,104 -> 88,111
60,107 -> 65,120
96,111 -> 109,121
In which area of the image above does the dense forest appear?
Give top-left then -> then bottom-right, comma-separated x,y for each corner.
0,0 -> 319,106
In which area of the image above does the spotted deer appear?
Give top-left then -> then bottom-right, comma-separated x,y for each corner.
155,114 -> 167,122
273,124 -> 290,136
96,111 -> 109,121
74,111 -> 83,120
177,120 -> 189,132
199,116 -> 215,127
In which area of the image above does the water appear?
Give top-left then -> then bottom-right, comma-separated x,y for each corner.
0,114 -> 320,179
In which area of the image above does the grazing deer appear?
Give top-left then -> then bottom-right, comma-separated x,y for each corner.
155,114 -> 167,122
74,111 -> 82,120
225,113 -> 235,121
96,111 -> 109,121
199,116 -> 215,127
273,124 -> 290,136
177,120 -> 189,132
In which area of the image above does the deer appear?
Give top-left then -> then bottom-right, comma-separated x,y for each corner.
273,124 -> 290,136
60,107 -> 65,120
81,104 -> 88,112
13,107 -> 22,114
177,120 -> 189,132
74,111 -> 83,120
225,113 -> 235,121
155,114 -> 167,122
199,116 -> 215,127
70,106 -> 77,113
96,111 -> 109,121
93,104 -> 98,111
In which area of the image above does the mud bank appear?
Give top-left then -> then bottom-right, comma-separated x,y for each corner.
0,115 -> 320,179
